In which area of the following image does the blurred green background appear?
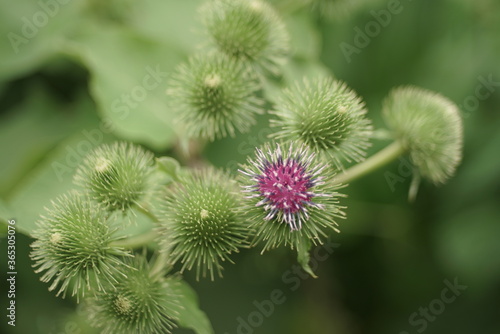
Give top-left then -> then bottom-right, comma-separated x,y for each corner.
1,0 -> 499,333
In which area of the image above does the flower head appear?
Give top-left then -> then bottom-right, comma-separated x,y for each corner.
74,142 -> 154,213
200,0 -> 289,74
30,192 -> 130,299
239,141 -> 345,251
382,86 -> 463,184
158,168 -> 249,280
271,77 -> 373,169
86,255 -> 179,334
167,52 -> 263,141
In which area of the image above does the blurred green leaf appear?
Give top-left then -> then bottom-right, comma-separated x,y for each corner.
6,132 -> 100,236
0,199 -> 12,234
68,23 -> 184,150
6,135 -> 156,239
156,156 -> 181,181
129,0 -> 204,54
0,88 -> 102,236
0,0 -> 84,81
0,86 -> 97,197
173,280 -> 214,334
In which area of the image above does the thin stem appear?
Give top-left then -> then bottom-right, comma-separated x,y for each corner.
335,140 -> 406,184
110,204 -> 162,249
150,251 -> 173,278
134,203 -> 160,223
111,229 -> 157,249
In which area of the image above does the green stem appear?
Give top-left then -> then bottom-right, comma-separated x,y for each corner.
110,204 -> 161,249
149,251 -> 173,278
335,140 -> 406,184
134,203 -> 160,223
111,229 -> 157,249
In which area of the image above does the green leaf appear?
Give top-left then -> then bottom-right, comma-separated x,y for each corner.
297,237 -> 318,278
0,86 -> 97,197
172,280 -> 214,334
6,131 -> 156,238
69,23 -> 184,150
0,0 -> 84,81
6,132 -> 103,236
156,157 -> 181,181
128,0 -> 204,54
0,89 -> 104,236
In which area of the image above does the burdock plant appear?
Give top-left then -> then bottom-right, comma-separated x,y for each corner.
167,52 -> 264,141
29,0 -> 465,332
74,142 -> 154,213
201,0 -> 290,74
238,141 -> 346,252
31,192 -> 130,299
158,168 -> 249,280
382,86 -> 463,184
271,77 -> 373,169
86,255 -> 180,334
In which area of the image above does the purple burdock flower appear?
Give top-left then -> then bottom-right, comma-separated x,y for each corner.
239,142 -> 345,251
241,144 -> 327,230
